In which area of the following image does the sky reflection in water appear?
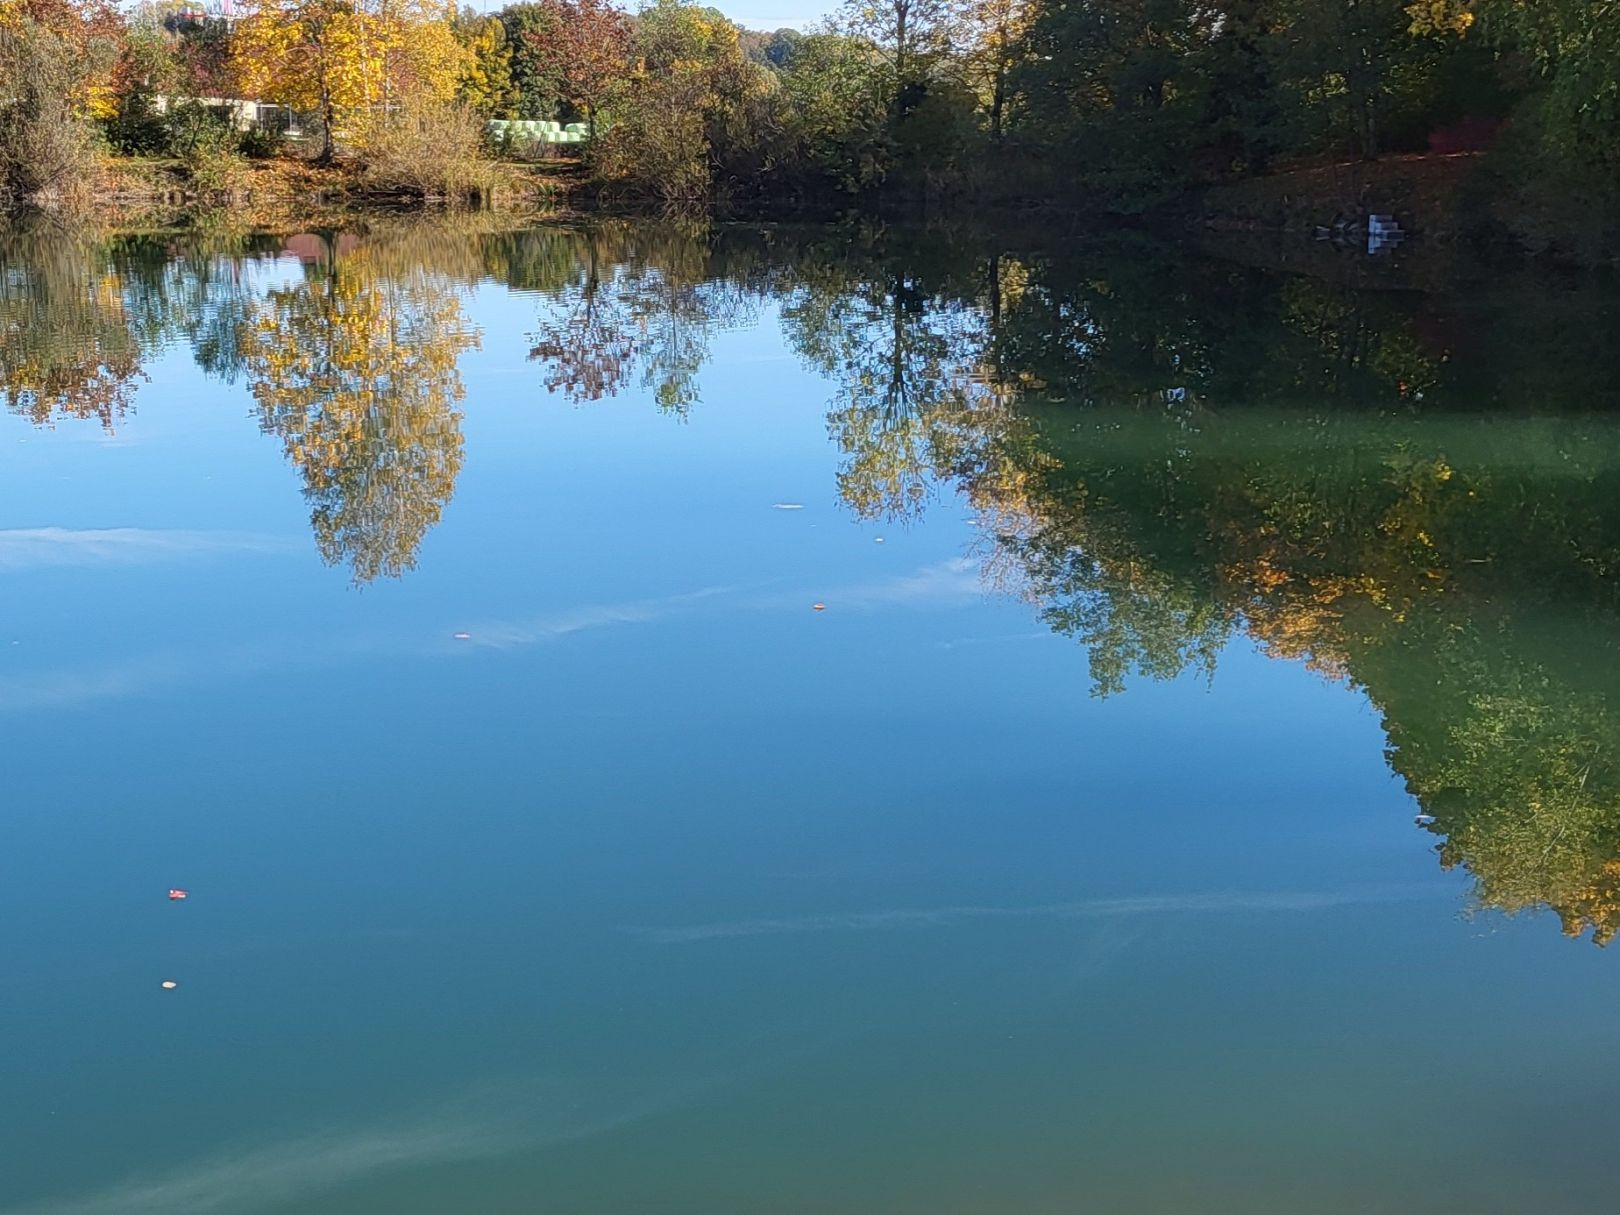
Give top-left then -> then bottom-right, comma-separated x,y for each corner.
4,219 -> 1620,1214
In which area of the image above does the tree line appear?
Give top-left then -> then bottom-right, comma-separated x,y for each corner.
2,0 -> 1618,235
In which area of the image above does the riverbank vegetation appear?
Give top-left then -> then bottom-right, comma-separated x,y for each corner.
2,0 -> 1617,253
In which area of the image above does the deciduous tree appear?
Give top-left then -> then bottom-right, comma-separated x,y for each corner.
454,9 -> 514,116
838,0 -> 958,95
519,0 -> 630,137
0,5 -> 116,199
233,0 -> 465,162
962,0 -> 1029,140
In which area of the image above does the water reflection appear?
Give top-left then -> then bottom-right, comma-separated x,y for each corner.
5,218 -> 1620,943
239,237 -> 479,583
0,224 -> 145,429
527,221 -> 759,415
980,407 -> 1620,945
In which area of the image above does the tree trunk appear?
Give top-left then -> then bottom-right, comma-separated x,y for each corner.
319,87 -> 336,164
895,1 -> 909,104
990,61 -> 1006,142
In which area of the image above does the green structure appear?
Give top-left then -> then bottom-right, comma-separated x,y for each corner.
487,120 -> 592,145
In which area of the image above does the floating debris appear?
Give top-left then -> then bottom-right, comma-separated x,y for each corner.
772,503 -> 805,511
160,980 -> 179,990
453,632 -> 472,641
168,889 -> 188,901
812,603 -> 826,612
874,537 -> 885,544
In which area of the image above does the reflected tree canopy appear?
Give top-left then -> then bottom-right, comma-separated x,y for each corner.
238,240 -> 480,583
0,225 -> 145,429
526,221 -> 759,416
9,217 -> 1620,941
976,405 -> 1620,943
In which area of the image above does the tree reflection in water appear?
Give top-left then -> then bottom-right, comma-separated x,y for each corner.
8,216 -> 1620,941
238,232 -> 480,583
0,223 -> 146,430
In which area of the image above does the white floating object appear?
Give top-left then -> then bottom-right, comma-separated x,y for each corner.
160,980 -> 179,990
772,503 -> 805,511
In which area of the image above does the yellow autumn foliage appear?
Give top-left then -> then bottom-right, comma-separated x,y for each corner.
233,0 -> 467,156
1406,0 -> 1476,36
238,241 -> 480,580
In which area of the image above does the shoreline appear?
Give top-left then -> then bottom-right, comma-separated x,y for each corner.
9,149 -> 1614,272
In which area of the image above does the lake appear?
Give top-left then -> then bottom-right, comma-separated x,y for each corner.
5,216 -> 1620,1214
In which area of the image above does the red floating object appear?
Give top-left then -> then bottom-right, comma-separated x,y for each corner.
168,889 -> 189,901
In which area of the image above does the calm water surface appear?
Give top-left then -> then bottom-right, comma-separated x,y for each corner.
5,219 -> 1620,1214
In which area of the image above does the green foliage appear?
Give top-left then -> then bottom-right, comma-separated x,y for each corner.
1011,0 -> 1216,208
498,2 -> 565,119
1445,0 -> 1620,259
103,89 -> 172,157
161,99 -> 242,190
838,0 -> 958,93
888,76 -> 982,198
11,0 -> 1620,253
761,26 -> 802,67
772,33 -> 893,196
594,0 -> 767,203
237,125 -> 285,160
1478,0 -> 1620,166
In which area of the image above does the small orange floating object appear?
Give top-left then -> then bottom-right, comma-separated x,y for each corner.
812,603 -> 826,611
160,980 -> 178,990
168,889 -> 188,901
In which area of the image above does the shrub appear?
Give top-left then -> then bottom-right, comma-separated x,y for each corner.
164,101 -> 244,193
491,126 -> 560,163
0,19 -> 102,203
361,103 -> 501,200
238,127 -> 286,161
103,89 -> 171,158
